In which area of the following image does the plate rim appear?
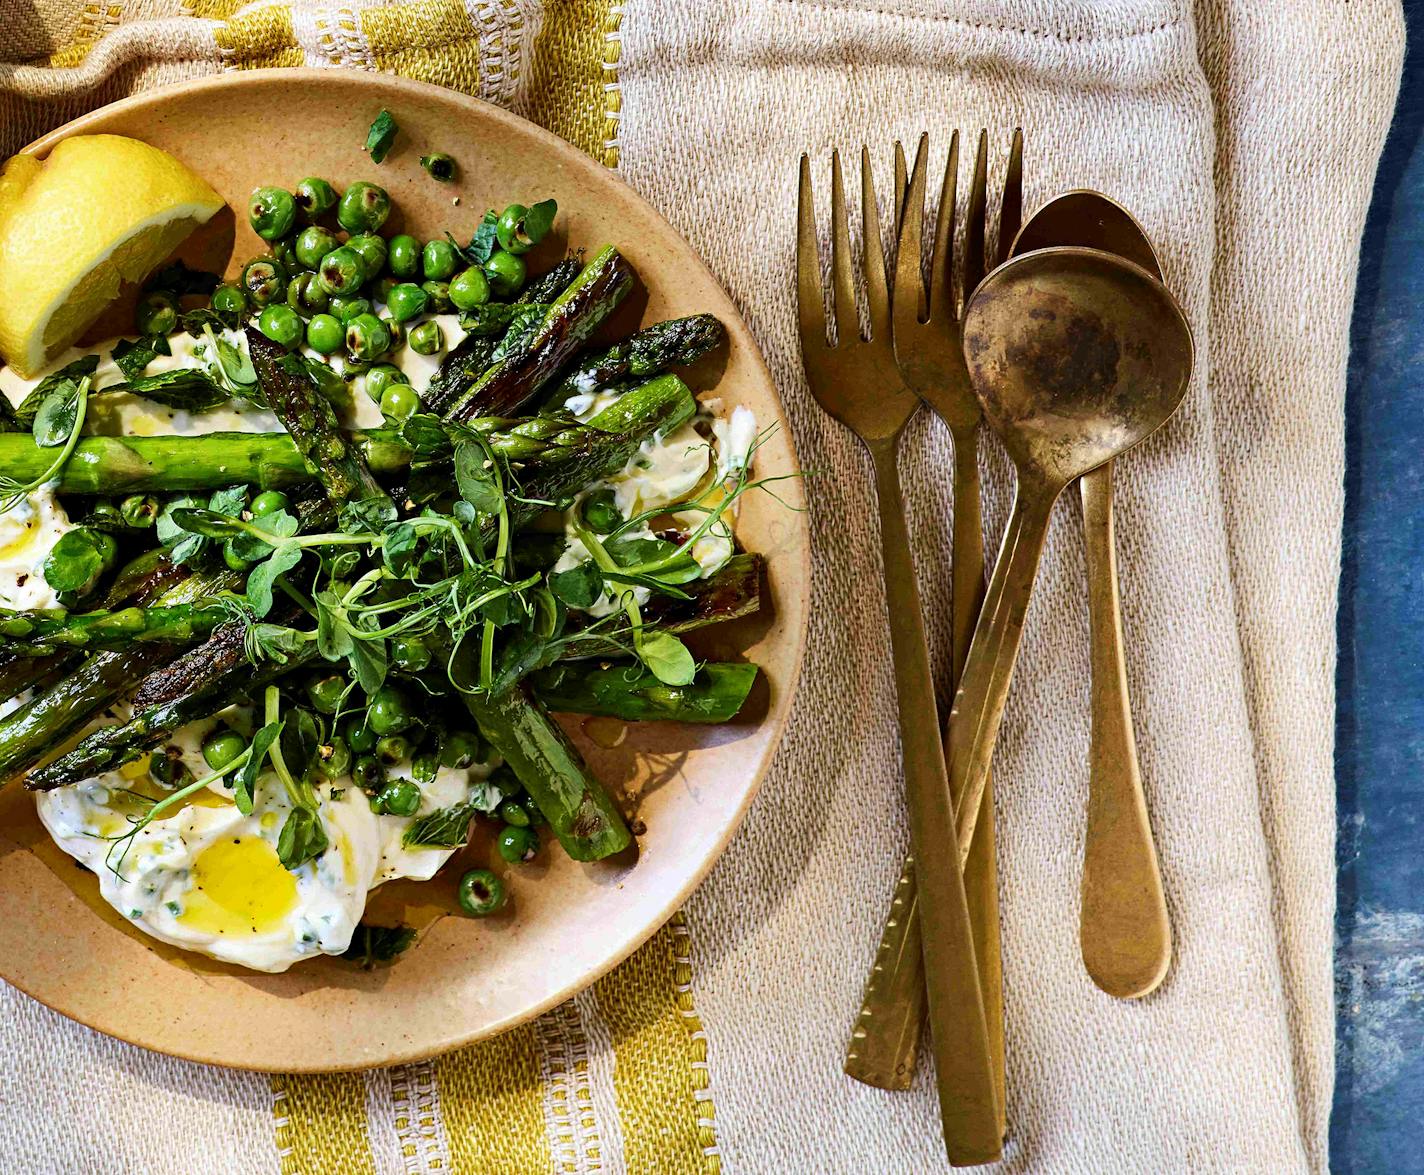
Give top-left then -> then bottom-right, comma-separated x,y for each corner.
7,66 -> 810,1072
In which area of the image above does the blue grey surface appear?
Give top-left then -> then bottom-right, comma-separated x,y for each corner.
1334,8 -> 1423,1171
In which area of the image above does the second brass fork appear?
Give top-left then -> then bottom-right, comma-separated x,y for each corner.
797,148 -> 1000,1165
843,131 -> 1022,1123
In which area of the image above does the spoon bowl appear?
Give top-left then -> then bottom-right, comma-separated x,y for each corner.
964,246 -> 1192,486
943,245 -> 1192,874
1011,190 -> 1161,275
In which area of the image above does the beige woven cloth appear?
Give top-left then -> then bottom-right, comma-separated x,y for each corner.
620,0 -> 1401,1170
0,0 -> 1404,1170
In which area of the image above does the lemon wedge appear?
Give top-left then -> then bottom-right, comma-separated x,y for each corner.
0,135 -> 224,377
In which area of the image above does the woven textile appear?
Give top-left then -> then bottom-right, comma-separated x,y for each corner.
0,0 -> 1405,1171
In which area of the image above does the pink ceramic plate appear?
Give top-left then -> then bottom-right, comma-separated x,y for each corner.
0,69 -> 807,1072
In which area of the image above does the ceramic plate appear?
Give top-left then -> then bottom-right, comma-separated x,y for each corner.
0,69 -> 807,1071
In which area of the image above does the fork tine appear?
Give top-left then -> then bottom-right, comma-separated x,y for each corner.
830,149 -> 860,344
861,147 -> 890,338
997,128 -> 1024,265
796,155 -> 827,352
961,130 -> 989,306
893,135 -> 929,338
928,130 -> 959,323
894,141 -> 909,231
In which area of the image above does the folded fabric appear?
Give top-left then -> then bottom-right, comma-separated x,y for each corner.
0,0 -> 1404,1171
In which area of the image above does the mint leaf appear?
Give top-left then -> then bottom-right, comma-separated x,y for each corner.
364,109 -> 398,164
246,541 -> 302,617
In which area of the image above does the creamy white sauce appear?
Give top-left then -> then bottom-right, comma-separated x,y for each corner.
0,488 -> 71,609
35,716 -> 499,973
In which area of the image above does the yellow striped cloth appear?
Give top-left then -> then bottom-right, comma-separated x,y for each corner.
0,5 -> 717,1173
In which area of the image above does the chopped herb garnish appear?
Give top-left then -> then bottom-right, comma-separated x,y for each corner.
364,109 -> 398,164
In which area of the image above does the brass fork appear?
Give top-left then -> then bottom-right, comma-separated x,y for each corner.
843,132 -> 1021,1125
797,148 -> 1000,1164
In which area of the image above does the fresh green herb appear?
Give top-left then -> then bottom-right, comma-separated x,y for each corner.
341,923 -> 416,967
364,110 -> 398,164
402,790 -> 500,848
467,210 -> 500,265
111,335 -> 172,381
13,356 -> 98,428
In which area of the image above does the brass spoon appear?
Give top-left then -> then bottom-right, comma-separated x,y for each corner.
1010,193 -> 1173,999
949,249 -> 1192,905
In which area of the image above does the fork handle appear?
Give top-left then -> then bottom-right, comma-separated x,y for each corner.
865,438 -> 1000,1164
847,431 -> 1005,1133
1079,461 -> 1172,998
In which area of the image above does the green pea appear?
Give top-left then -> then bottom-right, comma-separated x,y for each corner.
285,271 -> 330,318
411,750 -> 440,784
380,383 -> 422,423
306,673 -> 347,714
496,824 -> 539,863
271,238 -> 300,276
363,364 -> 408,403
293,177 -> 339,223
222,538 -> 254,570
118,494 -> 159,528
202,727 -> 248,772
318,737 -> 353,780
421,239 -> 459,281
210,283 -> 248,324
257,303 -> 303,349
343,715 -> 377,755
149,748 -> 193,791
378,779 -> 421,816
448,267 -> 491,310
497,798 -> 531,828
457,868 -> 506,916
88,501 -> 121,521
294,225 -> 340,270
440,731 -> 484,770
407,320 -> 444,356
337,181 -> 391,233
420,153 -> 457,183
248,186 -> 296,241
347,232 -> 388,279
383,317 -> 405,352
242,258 -> 287,308
135,291 -> 177,337
306,312 -> 343,355
367,684 -> 413,735
385,282 -> 428,323
483,250 -> 527,297
318,246 -> 366,297
579,487 -> 621,534
420,280 -> 452,314
344,313 -> 391,362
387,234 -> 421,279
494,204 -> 530,254
353,754 -> 386,793
330,295 -> 371,323
251,489 -> 289,517
370,276 -> 398,305
376,735 -> 414,766
391,635 -> 431,672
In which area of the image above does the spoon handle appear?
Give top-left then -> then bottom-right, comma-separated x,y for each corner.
865,439 -> 1001,1164
1079,461 -> 1172,998
947,477 -> 1058,862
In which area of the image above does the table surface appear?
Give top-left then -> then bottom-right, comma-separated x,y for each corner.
1333,7 -> 1423,1171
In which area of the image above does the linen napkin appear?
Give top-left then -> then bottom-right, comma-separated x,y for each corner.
0,1 -> 1403,1172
